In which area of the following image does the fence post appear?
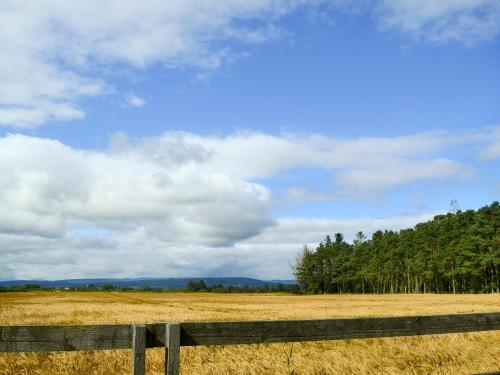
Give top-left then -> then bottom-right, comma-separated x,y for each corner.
165,323 -> 181,375
131,324 -> 147,375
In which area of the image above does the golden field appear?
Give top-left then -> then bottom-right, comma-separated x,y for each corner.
0,292 -> 499,374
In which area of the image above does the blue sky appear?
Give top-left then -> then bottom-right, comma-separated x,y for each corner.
0,0 -> 499,280
23,8 -> 500,142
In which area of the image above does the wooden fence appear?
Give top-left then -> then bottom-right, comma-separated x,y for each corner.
1,312 -> 500,374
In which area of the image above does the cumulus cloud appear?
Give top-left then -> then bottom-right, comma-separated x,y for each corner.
0,129 -> 474,238
377,0 -> 500,44
0,127 -> 495,279
0,134 -> 273,244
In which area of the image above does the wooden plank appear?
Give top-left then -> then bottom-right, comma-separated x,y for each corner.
179,312 -> 500,346
0,324 -> 132,352
165,323 -> 180,375
1,312 -> 500,353
132,325 -> 147,375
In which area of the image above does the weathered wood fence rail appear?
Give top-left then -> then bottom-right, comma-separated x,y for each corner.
1,312 -> 500,374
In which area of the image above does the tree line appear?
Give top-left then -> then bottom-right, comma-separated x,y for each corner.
294,201 -> 499,294
185,279 -> 299,293
0,284 -> 160,293
0,281 -> 300,293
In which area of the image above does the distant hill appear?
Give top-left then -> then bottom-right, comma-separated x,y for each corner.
0,277 -> 295,289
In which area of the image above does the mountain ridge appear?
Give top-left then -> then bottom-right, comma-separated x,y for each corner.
0,277 -> 296,289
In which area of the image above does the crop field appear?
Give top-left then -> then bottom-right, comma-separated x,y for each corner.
0,292 -> 499,374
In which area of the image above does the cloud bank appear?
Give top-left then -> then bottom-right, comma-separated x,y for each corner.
1,126 -> 497,279
1,212 -> 439,281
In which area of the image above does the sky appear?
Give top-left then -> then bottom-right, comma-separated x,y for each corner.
0,0 -> 499,280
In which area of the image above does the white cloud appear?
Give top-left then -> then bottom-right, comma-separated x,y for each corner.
0,128 -> 483,241
478,125 -> 500,160
123,129 -> 473,199
0,0 -> 316,128
0,127 -> 494,280
377,0 -> 500,44
126,94 -> 146,107
2,1 -> 499,128
0,134 -> 273,244
0,103 -> 86,129
336,158 -> 474,195
0,132 -> 470,241
246,213 -> 439,246
0,212 -> 438,280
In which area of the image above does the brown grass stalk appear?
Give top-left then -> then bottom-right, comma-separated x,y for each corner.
1,292 -> 499,374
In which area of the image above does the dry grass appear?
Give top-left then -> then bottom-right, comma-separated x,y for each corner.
1,292 -> 499,374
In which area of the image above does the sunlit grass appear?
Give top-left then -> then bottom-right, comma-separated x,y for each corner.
1,292 -> 499,374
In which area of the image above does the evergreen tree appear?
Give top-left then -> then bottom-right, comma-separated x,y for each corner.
293,201 -> 500,294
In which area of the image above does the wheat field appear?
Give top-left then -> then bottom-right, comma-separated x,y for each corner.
0,292 -> 499,374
